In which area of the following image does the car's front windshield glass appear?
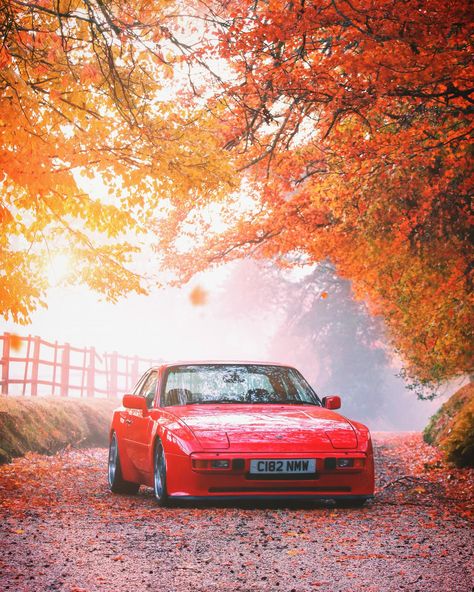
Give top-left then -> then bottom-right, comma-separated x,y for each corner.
163,364 -> 320,407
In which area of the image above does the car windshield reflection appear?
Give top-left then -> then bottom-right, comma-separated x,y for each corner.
163,364 -> 321,407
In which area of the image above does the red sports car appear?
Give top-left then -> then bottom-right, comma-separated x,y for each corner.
108,362 -> 374,506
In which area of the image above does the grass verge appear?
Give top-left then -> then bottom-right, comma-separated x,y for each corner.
423,382 -> 474,468
0,396 -> 117,464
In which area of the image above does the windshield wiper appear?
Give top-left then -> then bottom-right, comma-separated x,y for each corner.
189,398 -> 244,404
275,400 -> 320,406
187,399 -> 320,406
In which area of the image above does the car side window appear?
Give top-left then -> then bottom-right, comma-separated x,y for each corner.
138,371 -> 158,409
132,371 -> 149,396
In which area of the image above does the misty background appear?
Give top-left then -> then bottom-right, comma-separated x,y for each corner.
2,259 -> 464,430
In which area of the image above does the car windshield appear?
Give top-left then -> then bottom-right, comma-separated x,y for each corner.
162,364 -> 320,407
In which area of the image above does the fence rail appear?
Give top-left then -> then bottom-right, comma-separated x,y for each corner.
0,333 -> 161,398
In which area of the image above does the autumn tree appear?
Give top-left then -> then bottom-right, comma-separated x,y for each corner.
2,0 -> 472,390
159,0 -> 473,388
0,0 -> 235,323
218,259 -> 406,417
272,264 -> 392,418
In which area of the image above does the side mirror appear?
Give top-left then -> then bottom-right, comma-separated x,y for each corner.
123,394 -> 148,412
322,395 -> 341,410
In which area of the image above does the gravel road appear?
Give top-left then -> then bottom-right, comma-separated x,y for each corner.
0,433 -> 472,592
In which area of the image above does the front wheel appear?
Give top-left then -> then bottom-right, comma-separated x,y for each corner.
108,432 -> 140,494
153,439 -> 169,506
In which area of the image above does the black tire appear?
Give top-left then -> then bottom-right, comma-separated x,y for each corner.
108,432 -> 140,494
153,439 -> 169,506
335,497 -> 367,508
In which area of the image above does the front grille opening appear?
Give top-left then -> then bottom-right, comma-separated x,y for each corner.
232,458 -> 245,471
324,458 -> 337,470
246,473 -> 319,481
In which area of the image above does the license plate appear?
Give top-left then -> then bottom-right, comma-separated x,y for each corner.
249,458 -> 316,474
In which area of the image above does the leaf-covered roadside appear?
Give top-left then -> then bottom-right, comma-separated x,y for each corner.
0,433 -> 472,592
373,432 -> 473,521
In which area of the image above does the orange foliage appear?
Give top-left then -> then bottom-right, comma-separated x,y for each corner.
159,0 -> 473,385
1,0 -> 471,387
0,0 -> 234,323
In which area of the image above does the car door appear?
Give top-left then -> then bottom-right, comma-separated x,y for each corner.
119,370 -> 148,460
124,370 -> 158,476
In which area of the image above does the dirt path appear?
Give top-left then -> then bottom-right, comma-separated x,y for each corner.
0,433 -> 472,592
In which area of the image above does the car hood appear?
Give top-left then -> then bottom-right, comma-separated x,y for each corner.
170,405 -> 358,451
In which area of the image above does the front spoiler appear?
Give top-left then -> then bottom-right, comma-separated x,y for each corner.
168,493 -> 374,503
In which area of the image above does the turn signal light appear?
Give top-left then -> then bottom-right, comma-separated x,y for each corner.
192,459 -> 231,470
192,459 -> 209,469
337,458 -> 354,468
211,460 -> 230,468
336,458 -> 365,468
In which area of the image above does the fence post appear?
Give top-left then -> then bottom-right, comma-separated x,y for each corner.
61,343 -> 70,397
1,332 -> 10,395
31,336 -> 40,396
109,351 -> 118,399
87,347 -> 95,398
22,335 -> 32,396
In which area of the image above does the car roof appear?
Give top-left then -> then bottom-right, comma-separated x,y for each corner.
152,361 -> 296,371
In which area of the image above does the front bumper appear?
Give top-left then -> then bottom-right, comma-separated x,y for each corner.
166,450 -> 375,499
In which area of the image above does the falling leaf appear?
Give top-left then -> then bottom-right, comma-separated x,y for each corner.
10,334 -> 22,352
189,285 -> 208,306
